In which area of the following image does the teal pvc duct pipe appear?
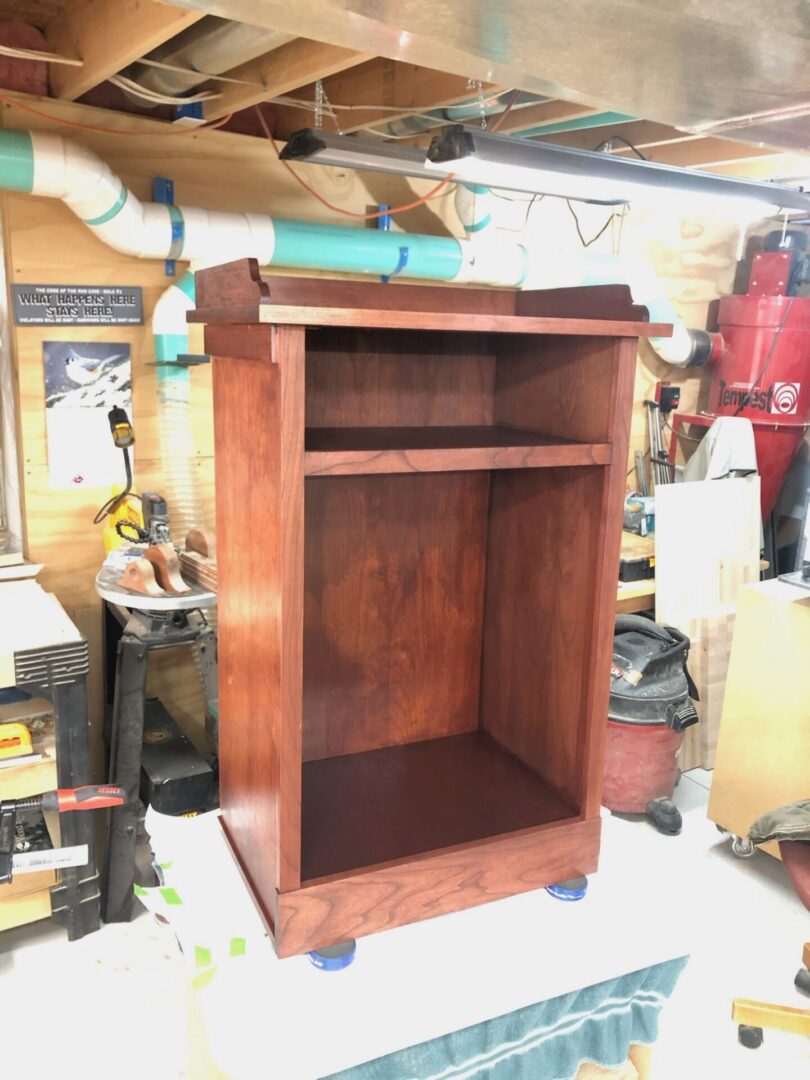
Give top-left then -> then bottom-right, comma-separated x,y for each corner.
514,112 -> 636,139
271,219 -> 464,280
0,130 -> 34,191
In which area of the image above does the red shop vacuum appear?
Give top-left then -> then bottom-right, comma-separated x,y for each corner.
603,616 -> 699,835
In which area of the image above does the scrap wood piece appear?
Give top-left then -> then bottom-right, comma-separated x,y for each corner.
118,558 -> 165,598
185,527 -> 216,560
145,543 -> 191,595
179,549 -> 217,592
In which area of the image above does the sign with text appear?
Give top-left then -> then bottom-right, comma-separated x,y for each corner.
12,284 -> 143,325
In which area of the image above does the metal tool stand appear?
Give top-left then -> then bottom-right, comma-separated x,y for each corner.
12,625 -> 98,939
96,569 -> 216,923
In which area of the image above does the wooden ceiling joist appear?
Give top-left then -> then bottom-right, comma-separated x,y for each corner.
493,100 -> 604,136
201,39 -> 372,121
46,0 -> 205,101
639,136 -> 775,169
537,119 -> 777,171
539,120 -> 701,154
270,59 -> 498,140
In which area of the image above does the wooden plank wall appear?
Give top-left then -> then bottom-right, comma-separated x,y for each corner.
0,93 -> 764,753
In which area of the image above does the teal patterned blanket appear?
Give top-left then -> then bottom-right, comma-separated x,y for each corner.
325,956 -> 688,1080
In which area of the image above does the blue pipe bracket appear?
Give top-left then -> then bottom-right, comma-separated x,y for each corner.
153,176 -> 181,276
381,246 -> 409,284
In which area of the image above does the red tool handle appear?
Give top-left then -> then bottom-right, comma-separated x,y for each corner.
40,785 -> 127,813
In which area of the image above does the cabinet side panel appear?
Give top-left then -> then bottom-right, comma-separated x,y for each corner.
577,339 -> 637,816
306,329 -> 495,428
212,325 -> 305,905
480,467 -> 604,807
303,472 -> 489,760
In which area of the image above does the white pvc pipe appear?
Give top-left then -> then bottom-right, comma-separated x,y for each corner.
18,130 -> 695,360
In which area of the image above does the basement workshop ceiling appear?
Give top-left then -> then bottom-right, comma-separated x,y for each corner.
0,0 -> 807,180
169,0 -> 810,152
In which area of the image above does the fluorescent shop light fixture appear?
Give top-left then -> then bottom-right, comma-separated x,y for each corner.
281,125 -> 810,217
425,125 -> 810,214
281,128 -> 437,181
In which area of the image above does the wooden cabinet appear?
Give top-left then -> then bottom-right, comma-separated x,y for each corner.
192,261 -> 664,957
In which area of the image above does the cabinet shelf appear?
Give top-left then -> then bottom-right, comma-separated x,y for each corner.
301,732 -> 577,882
304,425 -> 612,476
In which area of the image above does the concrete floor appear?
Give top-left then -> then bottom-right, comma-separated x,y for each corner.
1,770 -> 807,1079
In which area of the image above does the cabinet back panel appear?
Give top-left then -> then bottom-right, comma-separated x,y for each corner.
306,329 -> 496,428
303,471 -> 490,761
480,467 -> 604,808
494,335 -> 622,443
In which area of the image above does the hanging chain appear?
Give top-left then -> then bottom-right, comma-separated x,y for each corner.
466,78 -> 487,129
314,78 -> 341,133
314,78 -> 324,128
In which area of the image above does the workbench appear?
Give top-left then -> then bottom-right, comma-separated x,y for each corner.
0,579 -> 99,938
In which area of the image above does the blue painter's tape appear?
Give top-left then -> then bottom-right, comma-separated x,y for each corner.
308,940 -> 356,971
546,877 -> 588,902
167,205 -> 185,260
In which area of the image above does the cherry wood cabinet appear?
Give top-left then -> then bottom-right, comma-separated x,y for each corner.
191,261 -> 667,958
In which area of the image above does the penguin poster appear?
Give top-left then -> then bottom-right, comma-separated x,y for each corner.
43,341 -> 132,489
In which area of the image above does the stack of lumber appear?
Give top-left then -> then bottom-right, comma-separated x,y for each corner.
655,477 -> 760,771
179,528 -> 217,592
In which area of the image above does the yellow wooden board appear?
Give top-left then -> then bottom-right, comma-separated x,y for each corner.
0,886 -> 53,932
708,580 -> 810,856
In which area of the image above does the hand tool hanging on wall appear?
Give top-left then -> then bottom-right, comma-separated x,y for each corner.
645,382 -> 683,491
0,785 -> 125,885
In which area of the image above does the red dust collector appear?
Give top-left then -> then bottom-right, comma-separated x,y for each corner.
674,230 -> 810,517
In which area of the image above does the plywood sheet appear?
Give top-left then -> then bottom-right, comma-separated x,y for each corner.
708,579 -> 810,854
655,477 -> 760,630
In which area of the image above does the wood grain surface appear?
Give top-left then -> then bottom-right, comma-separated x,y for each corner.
191,263 -> 669,337
256,305 -> 669,337
576,339 -> 637,817
304,426 -> 611,475
193,261 -> 514,319
275,816 -> 601,957
213,324 -> 305,897
305,328 -> 496,428
300,731 -> 577,880
480,467 -> 605,809
303,472 -> 490,760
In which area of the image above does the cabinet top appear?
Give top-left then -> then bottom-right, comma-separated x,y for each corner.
188,259 -> 672,339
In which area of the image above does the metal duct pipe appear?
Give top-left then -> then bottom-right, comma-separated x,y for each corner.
125,16 -> 294,98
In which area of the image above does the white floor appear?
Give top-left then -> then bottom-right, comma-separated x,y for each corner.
1,771 -> 808,1080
